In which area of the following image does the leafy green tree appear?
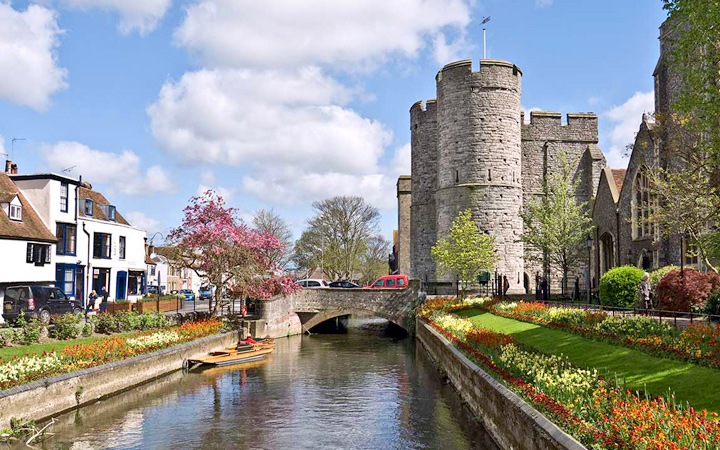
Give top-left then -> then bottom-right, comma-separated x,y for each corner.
519,153 -> 593,296
651,0 -> 720,272
431,209 -> 498,299
293,196 -> 386,281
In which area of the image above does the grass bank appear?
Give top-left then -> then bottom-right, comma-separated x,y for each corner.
457,309 -> 720,412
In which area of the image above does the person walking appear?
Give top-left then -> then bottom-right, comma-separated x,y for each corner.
86,290 -> 98,314
639,272 -> 652,310
100,286 -> 109,313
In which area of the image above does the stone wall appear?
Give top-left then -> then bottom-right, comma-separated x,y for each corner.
416,321 -> 586,450
0,332 -> 238,429
396,176 -> 411,275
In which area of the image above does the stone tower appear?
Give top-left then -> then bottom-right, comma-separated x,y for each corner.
404,58 -> 603,295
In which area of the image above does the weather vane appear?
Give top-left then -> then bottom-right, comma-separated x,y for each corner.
481,16 -> 491,59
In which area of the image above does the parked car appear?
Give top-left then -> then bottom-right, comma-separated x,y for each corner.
147,285 -> 165,295
366,274 -> 409,289
295,279 -> 329,288
179,289 -> 195,301
328,280 -> 361,288
198,286 -> 213,300
3,285 -> 83,324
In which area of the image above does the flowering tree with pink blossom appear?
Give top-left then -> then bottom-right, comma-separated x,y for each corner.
167,191 -> 299,315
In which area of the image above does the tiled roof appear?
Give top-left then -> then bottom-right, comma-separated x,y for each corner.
0,173 -> 57,242
611,169 -> 627,193
78,186 -> 130,225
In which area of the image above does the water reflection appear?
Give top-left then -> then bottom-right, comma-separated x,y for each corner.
40,330 -> 497,450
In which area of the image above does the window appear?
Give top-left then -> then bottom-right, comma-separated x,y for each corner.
60,183 -> 69,213
150,265 -> 156,276
84,198 -> 94,216
632,168 -> 654,239
26,243 -> 51,265
93,232 -> 111,259
9,204 -> 21,221
56,223 -> 77,255
108,205 -> 116,221
119,236 -> 126,259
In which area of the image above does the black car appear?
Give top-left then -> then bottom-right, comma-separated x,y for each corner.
328,280 -> 361,288
3,285 -> 83,324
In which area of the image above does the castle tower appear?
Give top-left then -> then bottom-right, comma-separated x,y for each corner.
410,100 -> 438,282
434,59 -> 524,293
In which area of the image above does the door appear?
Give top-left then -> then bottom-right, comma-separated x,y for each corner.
116,271 -> 127,300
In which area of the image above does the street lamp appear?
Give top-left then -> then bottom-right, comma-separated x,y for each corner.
585,235 -> 593,304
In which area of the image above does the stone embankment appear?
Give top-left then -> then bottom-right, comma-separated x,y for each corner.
416,319 -> 586,450
0,331 -> 238,429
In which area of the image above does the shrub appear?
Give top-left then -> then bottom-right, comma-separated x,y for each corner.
93,313 -> 120,334
656,268 -> 720,312
649,265 -> 677,299
706,291 -> 720,322
49,313 -> 82,340
0,329 -> 15,347
13,312 -> 43,345
598,265 -> 644,308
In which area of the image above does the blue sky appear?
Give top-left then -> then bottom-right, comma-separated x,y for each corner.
0,0 -> 667,245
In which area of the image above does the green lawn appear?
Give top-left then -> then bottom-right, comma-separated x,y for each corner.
456,309 -> 720,412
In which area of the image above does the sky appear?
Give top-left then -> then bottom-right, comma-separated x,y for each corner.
0,0 -> 668,246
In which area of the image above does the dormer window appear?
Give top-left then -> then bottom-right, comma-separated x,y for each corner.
84,198 -> 94,216
108,205 -> 116,221
9,204 -> 21,221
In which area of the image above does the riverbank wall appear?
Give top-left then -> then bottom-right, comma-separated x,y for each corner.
0,331 -> 238,429
416,320 -> 586,450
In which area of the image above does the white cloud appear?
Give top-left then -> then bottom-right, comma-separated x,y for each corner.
535,0 -> 553,8
432,32 -> 471,66
199,169 -> 215,185
125,211 -> 161,234
603,91 -> 654,168
39,141 -> 174,195
148,68 -> 391,173
389,143 -> 411,177
196,183 -> 234,203
61,0 -> 171,35
175,0 -> 471,70
0,4 -> 67,111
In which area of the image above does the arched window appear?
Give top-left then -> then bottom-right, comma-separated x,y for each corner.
599,232 -> 615,275
632,167 -> 654,239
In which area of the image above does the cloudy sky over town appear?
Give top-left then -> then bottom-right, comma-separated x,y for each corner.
0,0 -> 666,242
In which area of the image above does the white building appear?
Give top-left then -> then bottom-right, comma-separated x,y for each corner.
9,165 -> 147,307
0,171 -> 57,290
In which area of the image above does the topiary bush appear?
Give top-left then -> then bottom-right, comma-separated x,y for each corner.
599,265 -> 645,308
656,268 -> 720,312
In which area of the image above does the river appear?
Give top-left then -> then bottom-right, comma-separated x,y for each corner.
39,324 -> 497,449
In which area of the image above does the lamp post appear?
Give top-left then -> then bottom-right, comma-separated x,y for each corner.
585,235 -> 593,305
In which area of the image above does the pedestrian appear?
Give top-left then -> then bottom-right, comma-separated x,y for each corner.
503,276 -> 510,297
639,272 -> 652,310
100,286 -> 109,313
86,290 -> 98,314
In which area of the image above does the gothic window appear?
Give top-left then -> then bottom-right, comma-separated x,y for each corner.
600,233 -> 615,275
632,167 -> 654,239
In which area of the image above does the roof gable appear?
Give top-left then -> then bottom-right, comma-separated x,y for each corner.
0,173 -> 57,242
78,186 -> 130,225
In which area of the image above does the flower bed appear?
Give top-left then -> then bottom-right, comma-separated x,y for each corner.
487,301 -> 720,368
0,319 -> 223,390
420,302 -> 720,449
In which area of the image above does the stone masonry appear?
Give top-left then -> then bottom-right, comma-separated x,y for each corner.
405,58 -> 604,295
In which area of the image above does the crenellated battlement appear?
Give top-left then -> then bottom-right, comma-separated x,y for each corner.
522,111 -> 598,142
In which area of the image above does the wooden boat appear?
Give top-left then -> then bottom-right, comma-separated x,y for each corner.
184,339 -> 275,371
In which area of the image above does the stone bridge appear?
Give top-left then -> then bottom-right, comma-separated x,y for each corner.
255,280 -> 424,337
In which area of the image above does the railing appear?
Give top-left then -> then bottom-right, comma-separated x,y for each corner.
540,299 -> 720,329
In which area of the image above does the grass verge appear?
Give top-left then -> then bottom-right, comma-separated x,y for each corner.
457,309 -> 720,412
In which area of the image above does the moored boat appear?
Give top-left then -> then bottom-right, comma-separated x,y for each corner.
184,339 -> 275,371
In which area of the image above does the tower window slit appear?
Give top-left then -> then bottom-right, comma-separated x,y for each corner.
488,169 -> 492,181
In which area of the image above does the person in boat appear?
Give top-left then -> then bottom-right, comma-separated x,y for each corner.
240,335 -> 257,345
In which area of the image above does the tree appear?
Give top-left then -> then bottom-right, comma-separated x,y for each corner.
252,208 -> 294,272
293,196 -> 385,281
431,209 -> 498,299
519,153 -> 593,296
357,235 -> 391,285
167,191 -> 298,315
649,1 -> 720,272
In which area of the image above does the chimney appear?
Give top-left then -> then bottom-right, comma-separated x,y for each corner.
10,163 -> 17,175
4,160 -> 11,173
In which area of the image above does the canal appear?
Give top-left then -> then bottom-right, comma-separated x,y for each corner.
40,324 -> 497,449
